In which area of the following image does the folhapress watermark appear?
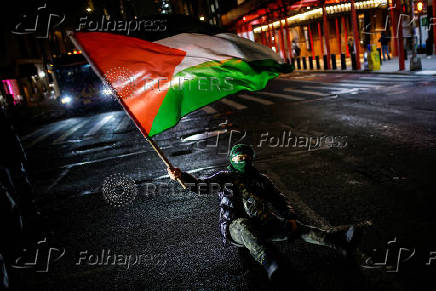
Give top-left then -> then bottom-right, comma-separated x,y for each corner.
11,237 -> 65,272
361,237 -> 436,272
257,131 -> 348,151
76,249 -> 167,271
76,16 -> 167,35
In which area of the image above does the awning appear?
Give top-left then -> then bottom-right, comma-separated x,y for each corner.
289,0 -> 320,10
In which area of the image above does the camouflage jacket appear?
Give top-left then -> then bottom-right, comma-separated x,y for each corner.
181,166 -> 296,246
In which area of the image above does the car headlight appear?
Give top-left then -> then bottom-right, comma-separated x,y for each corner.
61,96 -> 72,104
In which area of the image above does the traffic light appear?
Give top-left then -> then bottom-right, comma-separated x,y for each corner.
417,1 -> 423,13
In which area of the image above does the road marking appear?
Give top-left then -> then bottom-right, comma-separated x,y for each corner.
254,91 -> 304,101
115,116 -> 131,132
84,115 -> 114,136
284,80 -> 379,88
52,120 -> 88,144
284,88 -> 331,97
238,94 -> 274,105
261,168 -> 331,228
201,105 -> 218,114
220,98 -> 247,110
359,76 -> 421,82
27,122 -> 69,147
21,128 -> 45,141
322,82 -> 378,88
301,86 -> 362,94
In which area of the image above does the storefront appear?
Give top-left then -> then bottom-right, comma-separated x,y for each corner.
231,0 -> 436,71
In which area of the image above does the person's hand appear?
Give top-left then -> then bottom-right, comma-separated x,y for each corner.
287,219 -> 297,233
167,167 -> 182,181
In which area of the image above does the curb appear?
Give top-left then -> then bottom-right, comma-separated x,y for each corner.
282,70 -> 436,76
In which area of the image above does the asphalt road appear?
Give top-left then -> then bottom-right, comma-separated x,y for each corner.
12,72 -> 436,290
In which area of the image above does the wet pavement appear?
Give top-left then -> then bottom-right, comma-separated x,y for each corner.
12,72 -> 436,290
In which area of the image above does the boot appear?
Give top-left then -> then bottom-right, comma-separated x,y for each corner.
324,220 -> 373,257
261,253 -> 280,280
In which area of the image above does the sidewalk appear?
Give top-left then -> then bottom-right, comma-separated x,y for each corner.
294,53 -> 436,75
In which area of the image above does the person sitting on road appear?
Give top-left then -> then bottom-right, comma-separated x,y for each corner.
168,144 -> 371,280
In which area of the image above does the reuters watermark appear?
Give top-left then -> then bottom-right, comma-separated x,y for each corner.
101,67 -> 236,101
144,181 -> 233,198
101,172 -> 234,206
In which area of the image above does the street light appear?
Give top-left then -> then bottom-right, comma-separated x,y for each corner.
199,16 -> 205,21
416,1 -> 423,12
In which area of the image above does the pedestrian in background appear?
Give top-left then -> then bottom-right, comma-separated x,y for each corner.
379,31 -> 391,61
292,40 -> 301,58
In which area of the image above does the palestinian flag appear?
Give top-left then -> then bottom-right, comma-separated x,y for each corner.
71,32 -> 292,137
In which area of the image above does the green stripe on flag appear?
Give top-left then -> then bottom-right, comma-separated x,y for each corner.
148,58 -> 292,136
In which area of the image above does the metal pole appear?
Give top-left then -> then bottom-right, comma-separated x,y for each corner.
396,0 -> 405,70
342,16 -> 349,57
318,21 -> 324,56
308,24 -> 315,60
390,0 -> 398,56
336,17 -> 341,54
418,13 -> 422,49
350,0 -> 361,70
284,18 -> 293,61
322,3 -> 331,69
279,20 -> 287,59
433,0 -> 436,53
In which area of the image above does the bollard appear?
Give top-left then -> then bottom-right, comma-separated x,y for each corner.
323,55 -> 328,70
302,57 -> 307,70
331,54 -> 337,70
309,56 -> 314,70
296,57 -> 301,70
377,48 -> 382,65
351,53 -> 357,70
341,53 -> 346,70
315,56 -> 321,69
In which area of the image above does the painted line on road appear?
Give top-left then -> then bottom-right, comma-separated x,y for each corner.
84,115 -> 114,136
301,86 -> 362,94
238,94 -> 274,105
52,120 -> 88,144
115,116 -> 131,132
220,98 -> 247,110
287,80 -> 379,88
324,82 -> 379,88
253,91 -> 305,101
201,105 -> 218,114
45,167 -> 71,193
27,122 -> 69,147
266,169 -> 331,228
284,88 -> 331,97
21,128 -> 45,141
359,76 -> 422,82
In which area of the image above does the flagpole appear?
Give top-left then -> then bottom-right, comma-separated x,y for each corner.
143,134 -> 187,189
68,31 -> 187,189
